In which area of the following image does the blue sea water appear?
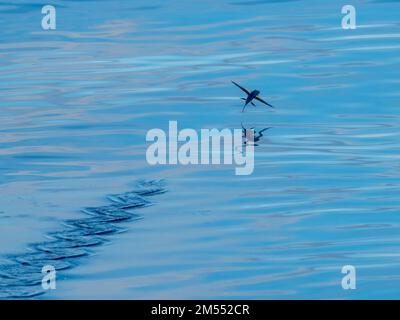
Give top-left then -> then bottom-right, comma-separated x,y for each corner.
0,0 -> 400,299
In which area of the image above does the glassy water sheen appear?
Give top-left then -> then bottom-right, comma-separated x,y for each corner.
0,0 -> 400,299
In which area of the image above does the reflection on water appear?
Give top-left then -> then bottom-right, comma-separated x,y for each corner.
241,123 -> 272,146
0,0 -> 400,299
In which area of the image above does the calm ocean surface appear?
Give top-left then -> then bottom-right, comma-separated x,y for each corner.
1,0 -> 400,299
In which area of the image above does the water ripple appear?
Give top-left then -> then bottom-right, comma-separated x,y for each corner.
0,180 -> 166,299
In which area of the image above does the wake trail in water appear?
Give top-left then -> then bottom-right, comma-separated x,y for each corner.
0,179 -> 167,299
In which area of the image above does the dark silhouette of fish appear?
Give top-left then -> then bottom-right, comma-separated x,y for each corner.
232,81 -> 274,112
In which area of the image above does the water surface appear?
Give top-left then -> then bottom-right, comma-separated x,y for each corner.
1,0 -> 400,299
